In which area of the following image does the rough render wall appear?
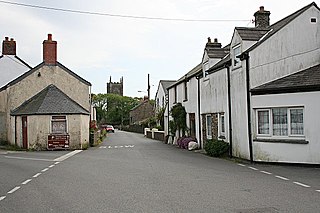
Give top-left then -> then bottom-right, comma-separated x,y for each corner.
13,114 -> 89,149
201,113 -> 218,146
4,65 -> 90,145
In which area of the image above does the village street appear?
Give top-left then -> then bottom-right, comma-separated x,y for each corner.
0,131 -> 320,213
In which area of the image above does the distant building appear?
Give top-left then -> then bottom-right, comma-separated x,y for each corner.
107,76 -> 123,96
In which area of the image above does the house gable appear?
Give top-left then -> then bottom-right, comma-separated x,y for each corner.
11,84 -> 89,115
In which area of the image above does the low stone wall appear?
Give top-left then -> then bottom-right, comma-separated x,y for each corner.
145,128 -> 165,142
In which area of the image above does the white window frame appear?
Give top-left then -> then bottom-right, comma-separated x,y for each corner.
256,107 -> 304,138
233,45 -> 241,68
206,114 -> 212,140
218,113 -> 225,137
51,115 -> 68,134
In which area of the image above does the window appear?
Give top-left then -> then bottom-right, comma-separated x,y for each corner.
233,45 -> 241,67
184,81 -> 188,101
206,114 -> 212,139
162,97 -> 165,108
219,113 -> 225,137
51,116 -> 67,134
174,86 -> 177,103
256,107 -> 304,137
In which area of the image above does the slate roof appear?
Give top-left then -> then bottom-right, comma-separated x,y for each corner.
160,80 -> 176,94
167,63 -> 202,89
251,64 -> 320,95
11,84 -> 90,115
244,2 -> 319,53
236,27 -> 269,41
0,61 -> 91,92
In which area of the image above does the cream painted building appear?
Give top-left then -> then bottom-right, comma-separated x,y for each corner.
0,34 -> 91,150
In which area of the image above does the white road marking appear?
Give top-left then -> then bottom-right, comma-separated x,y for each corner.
237,163 -> 246,167
100,146 -> 107,149
316,190 -> 320,193
119,146 -> 123,148
124,145 -> 134,148
33,173 -> 41,178
54,162 -> 60,165
0,196 -> 6,201
4,156 -> 53,162
260,171 -> 272,175
248,166 -> 258,171
108,146 -> 112,149
41,168 -> 49,172
114,146 -> 118,148
293,182 -> 310,188
22,179 -> 32,185
8,186 -> 20,194
49,165 -> 55,168
54,150 -> 83,162
275,175 -> 289,181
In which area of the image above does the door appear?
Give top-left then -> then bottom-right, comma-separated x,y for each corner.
22,116 -> 28,149
189,113 -> 196,138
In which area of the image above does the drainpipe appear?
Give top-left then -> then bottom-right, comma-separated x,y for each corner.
167,90 -> 170,139
242,52 -> 253,163
197,75 -> 202,149
225,61 -> 233,157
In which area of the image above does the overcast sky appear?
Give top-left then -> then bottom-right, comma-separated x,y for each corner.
0,0 -> 318,98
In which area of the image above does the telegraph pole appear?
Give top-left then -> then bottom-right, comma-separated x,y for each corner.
147,73 -> 150,100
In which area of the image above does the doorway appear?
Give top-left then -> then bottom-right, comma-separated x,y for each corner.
22,116 -> 28,149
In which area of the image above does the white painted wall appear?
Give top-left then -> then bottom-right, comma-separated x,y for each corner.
252,91 -> 320,164
250,6 -> 320,88
0,56 -> 30,88
155,82 -> 169,135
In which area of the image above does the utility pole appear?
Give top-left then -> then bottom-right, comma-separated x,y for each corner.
147,73 -> 150,100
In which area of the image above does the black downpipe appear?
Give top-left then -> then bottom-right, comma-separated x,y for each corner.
14,116 -> 17,146
167,90 -> 170,139
197,76 -> 202,149
226,63 -> 233,157
244,53 -> 253,163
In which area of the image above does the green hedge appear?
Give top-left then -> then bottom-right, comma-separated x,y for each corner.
204,139 -> 229,157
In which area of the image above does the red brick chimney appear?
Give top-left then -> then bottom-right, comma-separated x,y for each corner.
2,37 -> 16,55
43,34 -> 57,65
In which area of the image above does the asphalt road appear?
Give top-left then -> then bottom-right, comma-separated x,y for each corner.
0,130 -> 320,212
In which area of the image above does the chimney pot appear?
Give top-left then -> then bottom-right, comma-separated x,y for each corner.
43,33 -> 57,65
207,37 -> 211,43
2,37 -> 16,55
254,6 -> 270,28
214,38 -> 218,43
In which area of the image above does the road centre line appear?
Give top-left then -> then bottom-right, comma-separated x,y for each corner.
4,156 -> 53,162
0,196 -> 6,201
49,164 -> 55,168
293,182 -> 310,188
275,175 -> 289,180
248,166 -> 258,171
41,168 -> 49,172
260,171 -> 272,175
316,190 -> 320,193
7,186 -> 20,194
54,162 -> 60,165
237,163 -> 246,167
33,173 -> 41,178
22,179 -> 32,185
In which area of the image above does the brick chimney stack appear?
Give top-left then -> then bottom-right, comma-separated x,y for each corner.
43,34 -> 57,65
254,6 -> 271,28
2,37 -> 16,55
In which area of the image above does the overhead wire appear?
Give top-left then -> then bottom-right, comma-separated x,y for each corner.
0,0 -> 251,23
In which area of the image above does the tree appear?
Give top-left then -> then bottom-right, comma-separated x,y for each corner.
170,103 -> 187,137
92,93 -> 141,126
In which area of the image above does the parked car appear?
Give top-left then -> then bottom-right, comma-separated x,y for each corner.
106,125 -> 115,133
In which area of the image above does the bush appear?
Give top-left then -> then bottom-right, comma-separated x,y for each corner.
204,139 -> 229,157
177,136 -> 196,149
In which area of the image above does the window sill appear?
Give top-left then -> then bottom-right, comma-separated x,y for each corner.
218,135 -> 226,140
183,99 -> 188,102
253,138 -> 308,144
232,65 -> 242,71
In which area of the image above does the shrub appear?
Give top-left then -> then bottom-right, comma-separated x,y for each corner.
204,139 -> 229,157
177,136 -> 197,149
